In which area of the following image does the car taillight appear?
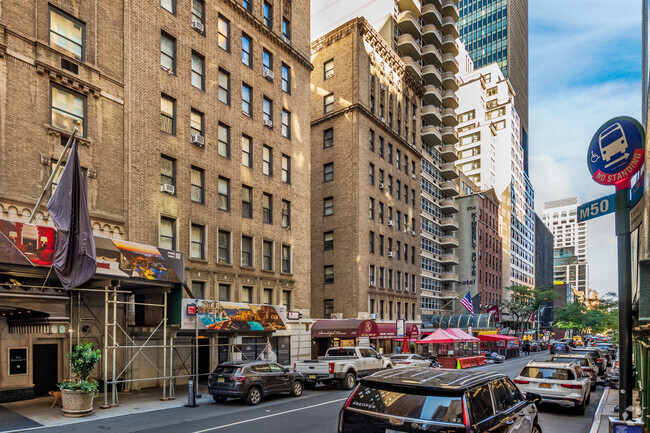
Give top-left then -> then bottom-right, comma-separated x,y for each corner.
513,379 -> 529,384
561,384 -> 582,389
597,358 -> 603,363
233,376 -> 246,382
404,362 -> 411,365
293,362 -> 297,372
329,362 -> 335,374
338,384 -> 359,432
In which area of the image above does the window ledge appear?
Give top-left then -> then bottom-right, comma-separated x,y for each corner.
281,272 -> 293,276
46,125 -> 91,147
216,261 -> 233,267
188,258 -> 208,264
261,269 -> 275,274
240,265 -> 255,270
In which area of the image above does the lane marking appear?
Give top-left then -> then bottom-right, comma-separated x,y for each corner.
190,397 -> 347,433
588,388 -> 608,433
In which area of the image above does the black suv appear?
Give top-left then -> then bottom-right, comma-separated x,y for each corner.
208,361 -> 304,405
338,368 -> 542,433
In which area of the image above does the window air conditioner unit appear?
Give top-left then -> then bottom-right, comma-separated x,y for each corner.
263,119 -> 273,128
369,282 -> 376,287
161,65 -> 173,74
388,251 -> 394,258
388,219 -> 394,227
370,313 -> 378,320
404,228 -> 407,233
412,230 -> 416,236
412,173 -> 416,179
380,84 -> 386,91
331,313 -> 344,319
381,117 -> 386,123
379,182 -> 384,190
161,183 -> 175,194
191,134 -> 205,147
263,69 -> 274,80
191,21 -> 205,33
282,35 -> 291,44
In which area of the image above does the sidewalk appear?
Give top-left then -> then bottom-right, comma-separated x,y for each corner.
0,384 -> 213,432
590,388 -> 643,433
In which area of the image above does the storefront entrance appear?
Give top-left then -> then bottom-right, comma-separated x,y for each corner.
32,344 -> 58,396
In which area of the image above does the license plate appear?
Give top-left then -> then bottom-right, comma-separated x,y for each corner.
309,375 -> 317,379
538,383 -> 551,389
392,363 -> 397,366
218,378 -> 225,383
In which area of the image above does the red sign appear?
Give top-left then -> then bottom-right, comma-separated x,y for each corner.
186,304 -> 196,316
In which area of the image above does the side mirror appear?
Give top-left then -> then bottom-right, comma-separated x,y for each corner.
376,354 -> 383,359
284,367 -> 290,373
526,393 -> 542,404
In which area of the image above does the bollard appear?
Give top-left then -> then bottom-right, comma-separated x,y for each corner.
185,379 -> 198,408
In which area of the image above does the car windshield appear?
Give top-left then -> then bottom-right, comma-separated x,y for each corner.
521,367 -> 575,380
572,349 -> 598,358
552,357 -> 588,366
213,366 -> 241,374
349,384 -> 464,423
327,348 -> 356,357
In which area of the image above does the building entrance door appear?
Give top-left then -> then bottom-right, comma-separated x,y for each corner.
32,344 -> 58,396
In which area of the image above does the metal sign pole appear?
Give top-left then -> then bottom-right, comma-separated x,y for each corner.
615,186 -> 633,421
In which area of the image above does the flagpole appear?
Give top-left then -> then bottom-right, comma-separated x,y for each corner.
28,124 -> 80,224
440,289 -> 473,313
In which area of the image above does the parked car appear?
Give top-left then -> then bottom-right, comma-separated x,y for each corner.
514,361 -> 591,414
389,353 -> 433,368
570,347 -> 607,376
594,343 -> 617,360
338,368 -> 543,433
550,354 -> 598,391
550,342 -> 571,355
208,361 -> 304,405
537,341 -> 548,351
529,341 -> 539,352
293,346 -> 391,390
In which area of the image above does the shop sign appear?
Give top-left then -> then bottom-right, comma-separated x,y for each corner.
181,299 -> 287,331
8,348 -> 27,376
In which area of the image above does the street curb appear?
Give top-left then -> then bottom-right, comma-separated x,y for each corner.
589,387 -> 609,433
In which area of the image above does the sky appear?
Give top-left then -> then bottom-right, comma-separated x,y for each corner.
528,0 -> 643,297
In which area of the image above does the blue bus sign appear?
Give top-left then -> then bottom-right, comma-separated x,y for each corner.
577,194 -> 615,222
587,116 -> 645,186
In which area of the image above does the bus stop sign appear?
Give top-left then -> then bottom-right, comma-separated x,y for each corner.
587,116 -> 644,186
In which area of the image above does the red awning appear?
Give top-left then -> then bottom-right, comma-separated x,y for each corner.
311,319 -> 379,338
446,328 -> 480,342
376,322 -> 420,339
416,328 -> 459,344
478,334 -> 520,342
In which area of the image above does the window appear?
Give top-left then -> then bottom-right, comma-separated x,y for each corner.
191,281 -> 205,299
51,85 -> 86,136
159,216 -> 176,249
323,197 -> 334,216
369,163 -> 374,185
190,224 -> 205,259
191,0 -> 204,28
281,154 -> 291,183
282,18 -> 291,42
324,266 -> 334,284
242,135 -> 252,167
369,198 -> 375,220
218,69 -> 230,105
160,33 -> 175,73
324,231 -> 333,250
323,128 -> 334,148
369,129 -> 375,151
242,286 -> 253,303
241,33 -> 252,67
161,0 -> 175,14
324,299 -> 334,317
324,59 -> 334,80
379,137 -> 384,157
323,162 -> 334,182
281,245 -> 292,273
369,231 -> 375,253
388,144 -> 392,163
281,109 -> 291,138
218,123 -> 230,158
263,193 -> 273,224
281,200 -> 291,228
190,166 -> 204,203
191,51 -> 205,90
218,15 -> 230,51
241,235 -> 253,267
379,267 -> 385,287
263,145 -> 273,176
218,229 -> 231,263
160,94 -> 175,134
486,86 -> 498,96
281,63 -> 291,93
468,385 -> 494,425
369,265 -> 376,286
262,240 -> 273,270
218,177 -> 230,211
379,203 -> 384,223
263,97 -> 273,124
160,155 -> 176,188
264,288 -> 274,305
263,1 -> 273,28
242,185 -> 253,218
219,284 -> 230,301
242,83 -> 252,116
49,7 -> 85,60
242,0 -> 252,11
491,379 -> 523,413
283,290 -> 291,310
190,109 -> 204,139
263,49 -> 273,75
324,93 -> 334,113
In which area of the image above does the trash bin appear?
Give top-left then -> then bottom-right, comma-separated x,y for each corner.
608,417 -> 644,433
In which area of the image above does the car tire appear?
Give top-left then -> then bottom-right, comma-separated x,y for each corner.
212,396 -> 226,403
290,380 -> 303,397
532,423 -> 542,433
576,400 -> 585,415
591,382 -> 597,391
245,386 -> 262,406
586,393 -> 591,405
340,372 -> 356,390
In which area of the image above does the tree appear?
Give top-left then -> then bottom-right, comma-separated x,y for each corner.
555,301 -> 587,332
500,285 -> 557,334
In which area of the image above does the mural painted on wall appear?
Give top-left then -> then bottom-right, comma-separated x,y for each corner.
0,220 -> 55,267
181,299 -> 287,332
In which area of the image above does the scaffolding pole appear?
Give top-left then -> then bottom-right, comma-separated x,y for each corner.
101,287 -> 109,409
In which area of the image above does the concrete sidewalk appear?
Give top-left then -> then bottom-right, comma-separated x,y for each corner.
0,384 -> 213,432
590,388 -> 643,433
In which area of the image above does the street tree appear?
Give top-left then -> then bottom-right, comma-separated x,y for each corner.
501,285 -> 557,334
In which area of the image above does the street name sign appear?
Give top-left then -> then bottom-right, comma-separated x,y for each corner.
577,194 -> 615,222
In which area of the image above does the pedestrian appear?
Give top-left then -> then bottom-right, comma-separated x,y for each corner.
522,341 -> 530,356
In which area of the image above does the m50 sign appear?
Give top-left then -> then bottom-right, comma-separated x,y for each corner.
577,194 -> 615,222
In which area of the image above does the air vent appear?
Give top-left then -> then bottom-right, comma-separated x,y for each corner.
61,58 -> 79,75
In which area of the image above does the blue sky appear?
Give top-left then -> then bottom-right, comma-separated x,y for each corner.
528,0 -> 642,297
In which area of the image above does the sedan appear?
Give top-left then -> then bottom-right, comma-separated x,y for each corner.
389,353 -> 433,367
208,361 -> 304,405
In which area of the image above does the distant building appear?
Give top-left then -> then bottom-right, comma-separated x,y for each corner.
534,214 -> 554,288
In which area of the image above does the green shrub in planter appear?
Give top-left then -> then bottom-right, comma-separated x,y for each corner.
58,343 -> 101,396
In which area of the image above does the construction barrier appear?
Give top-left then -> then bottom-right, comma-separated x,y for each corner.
456,355 -> 487,369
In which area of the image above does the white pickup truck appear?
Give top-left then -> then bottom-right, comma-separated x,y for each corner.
293,346 -> 391,390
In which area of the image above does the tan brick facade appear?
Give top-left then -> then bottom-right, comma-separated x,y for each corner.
310,19 -> 422,321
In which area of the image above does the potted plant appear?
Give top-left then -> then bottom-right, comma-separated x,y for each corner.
58,343 -> 101,417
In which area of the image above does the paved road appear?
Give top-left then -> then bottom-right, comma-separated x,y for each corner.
32,351 -> 604,433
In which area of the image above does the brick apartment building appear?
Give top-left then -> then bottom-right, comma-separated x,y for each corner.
310,19 -> 423,321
